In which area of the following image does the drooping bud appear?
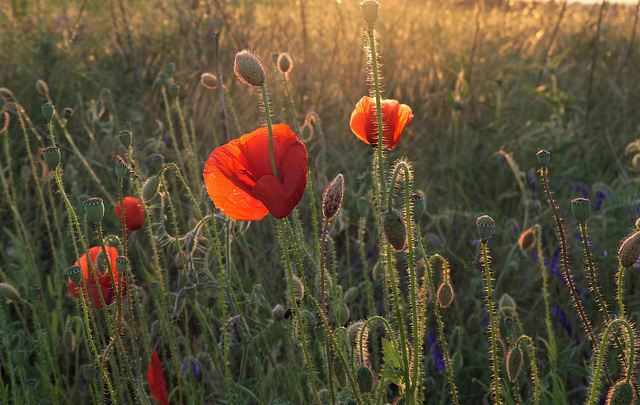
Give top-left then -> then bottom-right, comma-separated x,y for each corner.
337,303 -> 350,325
361,0 -> 380,29
36,79 -> 49,95
62,330 -> 76,352
356,366 -> 374,393
299,121 -> 313,142
410,192 -> 426,220
347,320 -> 364,346
277,53 -> 293,74
536,150 -> 551,167
0,112 -> 9,133
0,282 -> 21,302
322,174 -> 344,220
383,210 -> 407,251
169,84 -> 180,98
476,215 -> 495,241
164,62 -> 175,77
272,304 -> 285,320
292,275 -> 304,301
518,227 -> 536,251
436,283 -> 454,308
118,130 -> 133,148
115,158 -> 128,181
42,146 -> 61,171
41,103 -> 54,121
83,197 -> 105,224
372,260 -> 383,282
618,231 -> 640,268
343,287 -> 359,304
334,356 -> 348,388
63,107 -> 74,119
506,346 -> 524,382
571,198 -> 591,223
606,379 -> 634,405
67,265 -> 83,285
234,50 -> 266,87
151,154 -> 165,174
498,293 -> 517,312
142,176 -> 161,202
200,73 -> 218,89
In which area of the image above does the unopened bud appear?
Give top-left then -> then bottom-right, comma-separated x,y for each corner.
334,356 -> 348,388
606,379 -> 634,405
234,50 -> 266,87
0,282 -> 20,302
383,210 -> 407,251
322,174 -> 344,220
36,79 -> 49,95
518,227 -> 536,251
619,231 -> 640,268
142,176 -> 160,202
272,304 -> 285,320
200,73 -> 218,89
436,283 -> 454,308
277,53 -> 293,74
356,366 -> 374,393
506,346 -> 524,382
63,330 -> 76,352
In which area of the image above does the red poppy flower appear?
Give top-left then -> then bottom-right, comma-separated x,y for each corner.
116,196 -> 145,232
349,96 -> 413,150
67,246 -> 120,309
147,349 -> 169,405
203,124 -> 308,221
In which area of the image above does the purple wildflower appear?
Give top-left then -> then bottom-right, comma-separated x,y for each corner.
181,359 -> 200,376
527,168 -> 536,194
426,331 -> 445,374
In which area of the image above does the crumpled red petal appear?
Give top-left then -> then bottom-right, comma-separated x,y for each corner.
349,96 -> 413,150
67,246 -> 120,309
116,196 -> 145,232
147,349 -> 169,405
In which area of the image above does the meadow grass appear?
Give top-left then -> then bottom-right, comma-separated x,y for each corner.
1,0 -> 640,403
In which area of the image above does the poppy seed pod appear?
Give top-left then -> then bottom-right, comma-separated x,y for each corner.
12,349 -> 27,365
410,193 -> 426,220
42,146 -> 61,171
164,62 -> 175,76
277,53 -> 293,74
149,282 -> 160,295
25,379 -> 38,394
323,174 -> 344,220
506,346 -> 524,383
169,84 -> 180,98
606,379 -> 634,405
36,79 -> 49,95
334,356 -> 348,388
115,256 -> 129,275
618,231 -> 640,268
115,159 -> 128,181
158,73 -> 168,85
66,265 -> 83,285
536,150 -> 551,167
142,176 -> 161,202
476,215 -> 495,241
151,154 -> 165,174
82,364 -> 97,381
383,210 -> 407,251
200,73 -> 218,89
437,283 -> 454,308
234,50 -> 266,87
41,103 -> 54,121
0,282 -> 20,302
83,198 -> 104,224
356,366 -> 374,393
118,130 -> 133,148
361,0 -> 379,28
571,198 -> 591,223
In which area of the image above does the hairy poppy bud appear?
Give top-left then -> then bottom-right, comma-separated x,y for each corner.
536,150 -> 551,167
357,196 -> 369,217
356,366 -> 374,393
506,346 -> 524,382
334,356 -> 348,388
606,379 -> 634,405
323,174 -> 344,220
83,198 -> 104,224
164,62 -> 175,76
337,303 -> 350,325
277,53 -> 293,74
142,176 -> 160,202
619,231 -> 640,268
361,0 -> 379,28
36,79 -> 49,95
476,215 -> 495,241
119,130 -> 132,148
571,198 -> 591,223
63,107 -> 74,119
410,192 -> 426,220
372,260 -> 383,282
383,210 -> 407,251
347,320 -> 364,346
151,154 -> 165,174
41,103 -> 54,121
62,330 -> 76,352
272,304 -> 285,320
234,50 -> 266,87
115,158 -> 128,181
299,122 -> 313,142
292,275 -> 304,301
200,73 -> 218,89
67,265 -> 83,285
343,287 -> 358,304
437,282 -> 454,308
42,146 -> 61,171
499,293 -> 517,312
518,227 -> 536,251
0,282 -> 20,302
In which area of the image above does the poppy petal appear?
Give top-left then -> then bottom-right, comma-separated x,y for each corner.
147,349 -> 169,405
350,96 -> 412,150
350,96 -> 375,145
67,246 -> 120,308
116,197 -> 145,232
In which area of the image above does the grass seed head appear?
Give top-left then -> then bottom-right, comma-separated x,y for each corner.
618,231 -> 640,268
234,50 -> 266,87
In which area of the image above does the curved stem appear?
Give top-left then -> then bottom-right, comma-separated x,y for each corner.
513,335 -> 540,405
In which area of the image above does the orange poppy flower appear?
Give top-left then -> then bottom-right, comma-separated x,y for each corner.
67,246 -> 120,308
203,124 -> 308,221
350,96 -> 413,150
116,196 -> 145,232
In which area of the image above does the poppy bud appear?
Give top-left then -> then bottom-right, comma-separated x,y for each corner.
361,0 -> 379,28
234,50 -> 266,87
536,150 -> 551,167
82,364 -> 97,381
334,356 -> 348,388
62,330 -> 76,352
12,349 -> 26,365
41,103 -> 54,121
164,62 -> 175,76
67,265 -> 83,285
337,303 -> 350,325
184,283 -> 197,301
292,275 -> 304,301
476,215 -> 495,241
343,287 -> 358,304
356,366 -> 374,393
151,154 -> 165,174
200,73 -> 218,89
36,79 -> 49,95
571,198 -> 591,223
169,84 -> 180,99
410,192 -> 426,220
158,73 -> 168,85
317,389 -> 328,404
277,53 -> 293,74
63,107 -> 74,119
299,122 -> 313,141
372,260 -> 383,282
187,106 -> 194,117
83,197 -> 104,224
119,130 -> 133,148
42,146 -> 61,171
619,231 -> 640,268
518,227 -> 536,252
357,196 -> 369,217
322,174 -> 344,220
0,282 -> 20,302
436,282 -> 454,308
0,112 -> 9,133
272,304 -> 285,320
347,320 -> 364,346
115,159 -> 128,181
606,379 -> 634,405
506,346 -> 524,382
115,256 -> 129,275
143,176 -> 161,202
498,293 -> 517,312
383,210 -> 407,251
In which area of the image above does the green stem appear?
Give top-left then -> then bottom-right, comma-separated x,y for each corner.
513,335 -> 540,405
481,240 -> 502,405
260,82 -> 278,177
367,27 -> 387,202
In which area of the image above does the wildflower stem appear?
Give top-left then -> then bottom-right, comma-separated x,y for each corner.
260,82 -> 278,177
618,265 -> 627,319
513,335 -> 540,405
367,27 -> 387,203
319,218 -> 337,405
579,222 -> 609,317
481,240 -> 502,405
